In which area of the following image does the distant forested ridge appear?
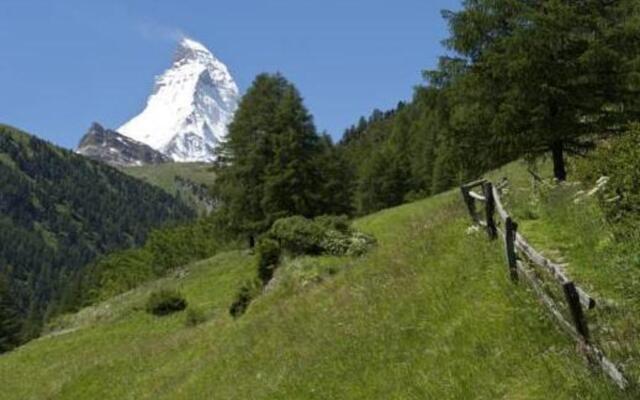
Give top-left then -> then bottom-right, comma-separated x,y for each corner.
0,124 -> 194,349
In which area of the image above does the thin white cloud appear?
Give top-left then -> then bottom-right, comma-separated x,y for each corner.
137,19 -> 186,43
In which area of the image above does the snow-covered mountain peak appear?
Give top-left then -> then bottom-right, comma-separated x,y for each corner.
118,38 -> 239,162
174,37 -> 215,62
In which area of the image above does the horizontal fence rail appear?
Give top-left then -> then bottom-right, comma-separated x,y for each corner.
468,191 -> 486,201
514,232 -> 596,310
460,179 -> 628,390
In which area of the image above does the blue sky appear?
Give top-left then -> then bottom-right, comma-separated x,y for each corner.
0,0 -> 461,149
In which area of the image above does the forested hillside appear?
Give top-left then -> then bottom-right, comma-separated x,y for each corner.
0,124 -> 194,350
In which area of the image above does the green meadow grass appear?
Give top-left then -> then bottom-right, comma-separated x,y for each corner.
121,162 -> 216,214
488,160 -> 640,388
0,180 -> 630,399
121,162 -> 215,195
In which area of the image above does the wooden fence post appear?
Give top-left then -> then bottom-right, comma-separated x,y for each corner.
460,186 -> 477,224
483,182 -> 497,240
505,217 -> 518,282
563,281 -> 590,341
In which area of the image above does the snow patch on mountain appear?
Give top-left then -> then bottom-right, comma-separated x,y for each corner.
118,38 -> 239,162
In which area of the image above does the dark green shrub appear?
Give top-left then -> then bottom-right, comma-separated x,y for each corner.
229,279 -> 262,318
320,229 -> 376,256
267,215 -> 375,257
269,216 -> 324,255
145,289 -> 187,316
314,215 -> 351,234
185,306 -> 207,327
320,229 -> 352,255
256,238 -> 281,284
345,231 -> 377,256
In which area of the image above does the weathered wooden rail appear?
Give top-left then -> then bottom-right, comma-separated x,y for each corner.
460,179 -> 628,390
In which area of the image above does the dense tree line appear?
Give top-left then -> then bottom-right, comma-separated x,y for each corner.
0,125 -> 194,349
340,0 -> 640,215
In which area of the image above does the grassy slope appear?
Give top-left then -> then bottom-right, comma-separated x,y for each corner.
487,160 -> 640,386
121,162 -> 216,215
0,170 -> 628,399
121,162 -> 215,195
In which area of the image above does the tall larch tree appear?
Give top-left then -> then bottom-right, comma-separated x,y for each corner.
215,73 -> 341,242
444,0 -> 640,180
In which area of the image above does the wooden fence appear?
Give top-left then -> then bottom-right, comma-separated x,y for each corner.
461,179 -> 628,390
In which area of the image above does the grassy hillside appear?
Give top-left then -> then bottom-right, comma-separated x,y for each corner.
122,162 -> 215,194
122,163 -> 216,215
0,162 -> 629,399
486,159 -> 640,387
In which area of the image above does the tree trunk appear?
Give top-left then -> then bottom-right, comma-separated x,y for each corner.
248,234 -> 255,249
551,141 -> 567,182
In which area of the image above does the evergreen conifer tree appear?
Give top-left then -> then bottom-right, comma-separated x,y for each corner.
216,73 -> 339,239
443,0 -> 640,180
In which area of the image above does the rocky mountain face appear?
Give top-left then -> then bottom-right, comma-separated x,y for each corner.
76,123 -> 170,167
117,38 -> 240,162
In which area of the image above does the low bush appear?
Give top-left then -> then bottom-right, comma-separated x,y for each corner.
345,231 -> 377,256
574,124 -> 640,237
313,215 -> 351,234
269,216 -> 325,255
232,216 -> 375,318
145,289 -> 187,316
229,279 -> 262,318
268,215 -> 375,257
320,229 -> 352,255
278,257 -> 342,291
256,238 -> 282,284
